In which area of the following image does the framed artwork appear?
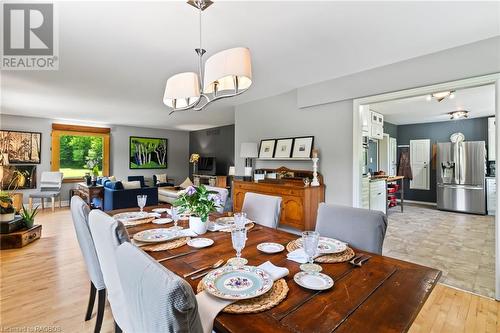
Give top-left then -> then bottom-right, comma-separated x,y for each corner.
274,138 -> 294,158
129,136 -> 168,169
292,136 -> 314,158
1,165 -> 37,190
259,139 -> 276,158
0,130 -> 41,164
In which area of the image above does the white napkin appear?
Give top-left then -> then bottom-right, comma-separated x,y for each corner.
286,248 -> 319,264
196,261 -> 289,333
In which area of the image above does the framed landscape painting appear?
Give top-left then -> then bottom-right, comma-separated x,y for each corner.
0,130 -> 41,164
129,136 -> 168,169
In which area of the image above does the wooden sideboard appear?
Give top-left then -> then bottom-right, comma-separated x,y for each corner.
233,174 -> 325,230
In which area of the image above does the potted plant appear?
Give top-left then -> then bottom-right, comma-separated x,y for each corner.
174,184 -> 221,235
85,159 -> 100,186
0,191 -> 15,222
19,205 -> 39,229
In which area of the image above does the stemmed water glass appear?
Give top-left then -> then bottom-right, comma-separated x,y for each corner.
169,206 -> 183,231
228,226 -> 248,266
299,231 -> 322,273
137,195 -> 147,213
233,212 -> 247,228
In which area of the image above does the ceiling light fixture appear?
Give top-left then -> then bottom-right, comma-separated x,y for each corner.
427,90 -> 455,102
449,110 -> 469,120
163,0 -> 252,114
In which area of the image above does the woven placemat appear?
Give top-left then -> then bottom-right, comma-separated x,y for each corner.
197,278 -> 288,314
136,237 -> 190,252
218,222 -> 255,233
123,217 -> 155,227
286,239 -> 355,263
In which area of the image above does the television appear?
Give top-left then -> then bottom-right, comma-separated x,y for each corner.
197,156 -> 216,175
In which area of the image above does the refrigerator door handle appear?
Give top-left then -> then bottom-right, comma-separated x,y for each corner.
437,184 -> 484,190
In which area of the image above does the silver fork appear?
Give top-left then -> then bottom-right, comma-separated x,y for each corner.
351,255 -> 371,267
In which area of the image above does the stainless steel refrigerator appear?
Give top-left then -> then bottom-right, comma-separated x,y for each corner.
437,141 -> 486,214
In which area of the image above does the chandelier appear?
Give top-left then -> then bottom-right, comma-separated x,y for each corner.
163,0 -> 252,114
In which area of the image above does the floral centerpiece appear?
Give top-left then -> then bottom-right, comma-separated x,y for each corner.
0,191 -> 15,222
174,184 -> 221,234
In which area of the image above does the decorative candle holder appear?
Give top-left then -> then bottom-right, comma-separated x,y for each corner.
311,157 -> 320,186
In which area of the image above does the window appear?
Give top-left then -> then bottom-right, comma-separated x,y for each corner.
51,124 -> 110,181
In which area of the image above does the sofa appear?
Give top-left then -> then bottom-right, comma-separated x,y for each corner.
158,185 -> 229,213
102,176 -> 158,211
152,174 -> 175,187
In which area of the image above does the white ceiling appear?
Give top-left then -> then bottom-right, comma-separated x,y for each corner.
370,84 -> 495,125
1,1 -> 499,131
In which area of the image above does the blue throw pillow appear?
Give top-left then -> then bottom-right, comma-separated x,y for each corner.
105,181 -> 124,190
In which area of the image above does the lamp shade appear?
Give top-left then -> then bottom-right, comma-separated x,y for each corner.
189,153 -> 200,163
228,166 -> 235,176
204,47 -> 252,94
240,142 -> 258,158
163,72 -> 201,108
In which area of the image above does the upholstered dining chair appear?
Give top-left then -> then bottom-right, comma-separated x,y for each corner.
315,203 -> 388,254
88,210 -> 131,333
70,196 -> 106,333
205,185 -> 229,213
242,192 -> 282,228
28,171 -> 63,212
116,242 -> 203,333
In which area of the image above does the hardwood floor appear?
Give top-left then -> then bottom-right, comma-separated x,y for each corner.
1,207 -> 499,332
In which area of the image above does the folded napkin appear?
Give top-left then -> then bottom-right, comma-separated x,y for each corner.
286,248 -> 319,264
196,261 -> 289,333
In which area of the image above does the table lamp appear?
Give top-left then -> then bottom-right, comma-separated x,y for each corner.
240,142 -> 258,177
190,153 -> 200,174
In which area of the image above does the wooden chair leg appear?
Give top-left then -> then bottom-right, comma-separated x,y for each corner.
114,321 -> 122,333
85,282 -> 97,321
29,197 -> 33,211
51,197 -> 55,212
41,198 -> 44,210
59,195 -> 62,208
94,288 -> 106,333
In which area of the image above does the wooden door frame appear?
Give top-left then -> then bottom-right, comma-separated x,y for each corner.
352,73 -> 500,300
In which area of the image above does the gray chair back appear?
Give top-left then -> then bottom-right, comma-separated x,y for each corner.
116,242 -> 203,333
205,186 -> 229,213
315,203 -> 388,254
88,210 -> 131,331
70,196 -> 105,290
40,171 -> 63,191
242,192 -> 282,228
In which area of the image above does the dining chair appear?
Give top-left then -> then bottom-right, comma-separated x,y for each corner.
70,196 -> 106,333
88,210 -> 132,333
116,242 -> 203,333
205,185 -> 229,213
242,192 -> 282,228
28,171 -> 63,212
315,203 -> 388,254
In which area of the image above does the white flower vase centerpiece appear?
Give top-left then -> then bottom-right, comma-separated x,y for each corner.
174,184 -> 222,235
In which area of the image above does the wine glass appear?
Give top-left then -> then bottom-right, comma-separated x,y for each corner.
228,226 -> 248,267
137,195 -> 147,213
169,206 -> 183,231
299,231 -> 322,273
234,212 -> 247,228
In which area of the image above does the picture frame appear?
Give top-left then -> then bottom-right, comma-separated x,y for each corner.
258,139 -> 276,158
292,136 -> 314,158
0,130 -> 42,164
274,138 -> 294,158
129,136 -> 168,169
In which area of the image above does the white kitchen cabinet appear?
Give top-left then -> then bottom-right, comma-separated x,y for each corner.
488,117 -> 495,161
487,177 -> 496,215
370,111 -> 384,140
369,180 -> 387,214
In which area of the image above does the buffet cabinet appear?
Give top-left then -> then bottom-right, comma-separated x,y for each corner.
233,179 -> 325,231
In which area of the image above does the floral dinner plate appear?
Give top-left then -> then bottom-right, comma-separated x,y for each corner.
113,211 -> 149,222
257,242 -> 285,254
187,238 -> 214,248
294,272 -> 334,291
295,237 -> 347,254
202,265 -> 273,300
133,228 -> 177,243
152,218 -> 173,225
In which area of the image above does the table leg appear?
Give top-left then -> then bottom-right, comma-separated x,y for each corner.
400,179 -> 404,213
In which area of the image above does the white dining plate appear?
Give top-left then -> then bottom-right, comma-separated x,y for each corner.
148,212 -> 161,218
133,228 -> 177,243
294,272 -> 334,291
187,238 -> 214,248
257,242 -> 285,254
152,208 -> 169,213
113,211 -> 149,222
215,216 -> 235,226
152,218 -> 173,225
296,237 -> 347,254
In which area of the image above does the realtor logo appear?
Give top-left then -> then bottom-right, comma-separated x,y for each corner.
1,2 -> 59,70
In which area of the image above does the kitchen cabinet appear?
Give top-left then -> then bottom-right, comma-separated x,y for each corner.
361,106 -> 384,140
361,177 -> 370,209
369,180 -> 387,214
487,177 -> 496,215
488,117 -> 495,161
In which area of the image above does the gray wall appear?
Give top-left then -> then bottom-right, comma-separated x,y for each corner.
396,117 -> 489,203
189,125 -> 235,177
235,37 -> 500,206
0,114 -> 189,204
384,122 -> 398,138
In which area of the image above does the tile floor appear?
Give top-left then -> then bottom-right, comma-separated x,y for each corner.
383,203 -> 495,298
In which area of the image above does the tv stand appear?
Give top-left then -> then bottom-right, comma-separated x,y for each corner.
193,174 -> 227,188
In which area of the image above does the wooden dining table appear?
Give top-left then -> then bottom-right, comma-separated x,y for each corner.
109,205 -> 441,333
